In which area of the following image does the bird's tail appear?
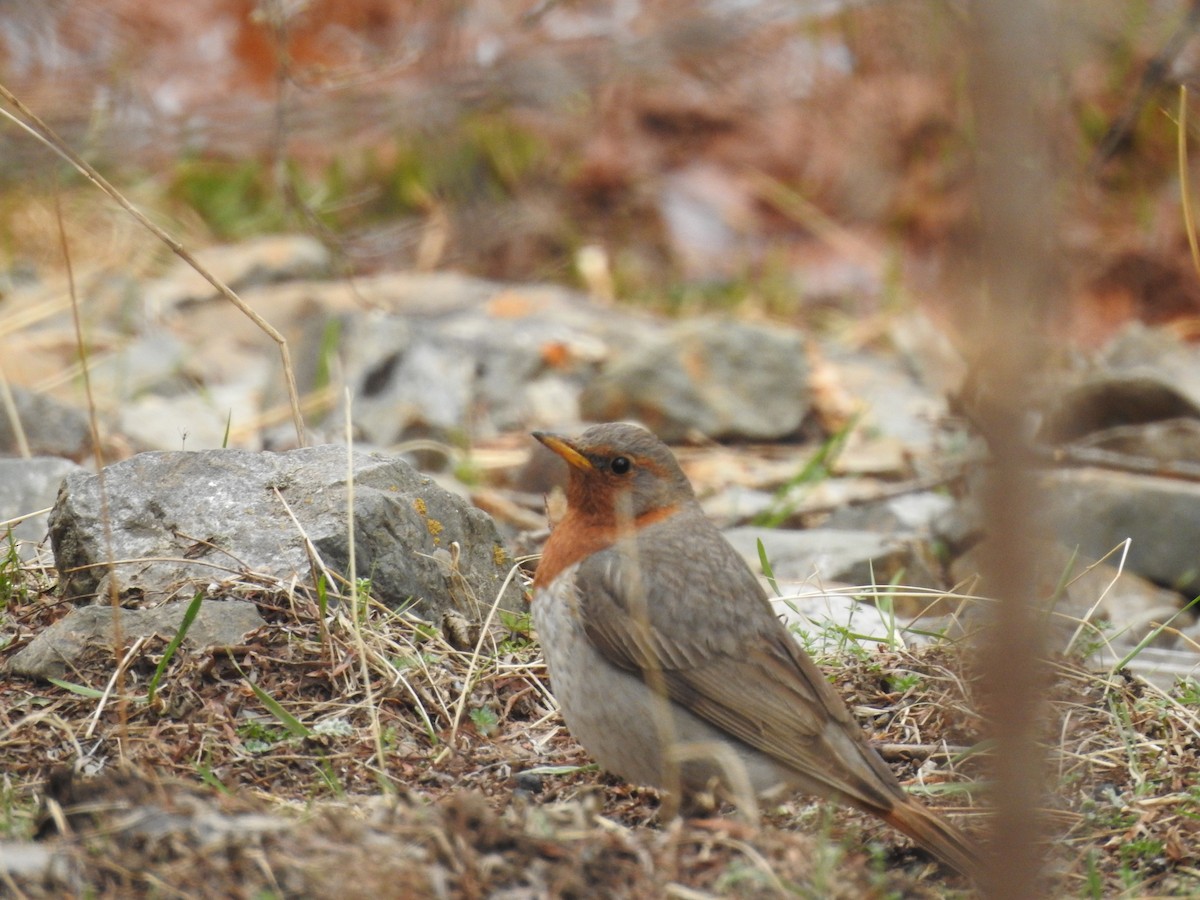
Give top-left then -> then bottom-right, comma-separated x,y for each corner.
881,796 -> 980,880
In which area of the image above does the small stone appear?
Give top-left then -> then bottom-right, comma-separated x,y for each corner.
6,600 -> 265,682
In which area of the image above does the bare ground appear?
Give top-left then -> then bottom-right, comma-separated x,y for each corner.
2,546 -> 1199,899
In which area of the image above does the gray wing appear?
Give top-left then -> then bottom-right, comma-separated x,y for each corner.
574,510 -> 903,812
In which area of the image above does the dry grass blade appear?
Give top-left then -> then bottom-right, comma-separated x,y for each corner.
0,508 -> 51,532
447,559 -> 527,745
1063,540 -> 1132,657
342,390 -> 390,792
1180,85 -> 1200,281
0,360 -> 30,458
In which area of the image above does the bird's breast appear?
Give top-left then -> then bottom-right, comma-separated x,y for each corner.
532,564 -> 790,795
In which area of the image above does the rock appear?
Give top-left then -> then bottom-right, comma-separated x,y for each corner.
771,588 -> 903,652
116,386 -> 262,452
889,310 -> 968,398
700,485 -> 778,524
0,387 -> 91,459
657,164 -> 756,280
823,490 -> 955,535
831,435 -> 911,478
930,494 -> 981,555
0,457 -> 84,559
48,445 -> 521,619
336,277 -> 636,444
6,600 -> 266,682
581,318 -> 810,441
818,343 -> 946,454
1085,646 -> 1200,690
750,476 -> 917,528
788,241 -> 885,308
1039,373 -> 1200,445
1071,417 -> 1200,466
1102,323 -> 1200,404
951,539 -> 1185,641
722,526 -> 941,602
1039,325 -> 1200,445
0,842 -> 60,880
950,529 -> 1199,687
1040,467 -> 1200,595
84,329 -> 193,406
142,235 -> 332,311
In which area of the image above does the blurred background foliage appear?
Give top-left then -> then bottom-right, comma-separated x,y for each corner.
0,0 -> 1198,339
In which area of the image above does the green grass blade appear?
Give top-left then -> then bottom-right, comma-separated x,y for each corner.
47,677 -> 106,699
233,660 -> 313,739
755,415 -> 858,527
316,573 -> 328,619
1111,594 -> 1200,673
148,589 -> 205,704
757,539 -> 782,597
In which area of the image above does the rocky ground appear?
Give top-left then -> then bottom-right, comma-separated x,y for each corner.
2,554 -> 1199,898
2,237 -> 1200,896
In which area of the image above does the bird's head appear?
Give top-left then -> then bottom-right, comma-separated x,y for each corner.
532,423 -> 694,525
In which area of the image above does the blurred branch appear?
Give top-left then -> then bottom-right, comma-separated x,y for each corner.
965,1 -> 1063,897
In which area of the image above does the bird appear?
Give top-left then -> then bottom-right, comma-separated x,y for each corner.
530,422 -> 979,878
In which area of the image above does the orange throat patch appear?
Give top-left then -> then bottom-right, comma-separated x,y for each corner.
533,503 -> 682,589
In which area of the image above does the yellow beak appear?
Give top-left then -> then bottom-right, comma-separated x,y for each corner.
532,432 -> 594,471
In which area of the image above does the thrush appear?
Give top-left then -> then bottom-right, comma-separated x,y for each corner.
531,422 -> 978,878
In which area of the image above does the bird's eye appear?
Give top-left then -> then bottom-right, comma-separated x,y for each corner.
610,456 -> 632,475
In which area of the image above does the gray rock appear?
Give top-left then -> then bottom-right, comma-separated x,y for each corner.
1102,323 -> 1200,406
1072,417 -> 1200,466
1038,324 -> 1200,446
819,343 -> 946,453
951,539 -> 1185,640
0,457 -> 84,559
771,589 -> 902,651
1039,373 -> 1200,445
581,318 -> 810,441
700,485 -> 778,524
722,526 -> 940,591
1085,646 -> 1200,690
955,535 -> 1197,688
657,164 -> 755,280
48,445 -> 520,619
889,310 -> 968,398
824,491 -> 955,535
0,841 -> 61,879
337,277 -> 636,443
85,329 -> 193,408
0,387 -> 91,459
1041,467 -> 1200,595
955,536 -> 1200,689
116,386 -> 262,452
6,600 -> 266,682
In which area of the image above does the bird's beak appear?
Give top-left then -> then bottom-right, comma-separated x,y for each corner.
532,431 -> 594,471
